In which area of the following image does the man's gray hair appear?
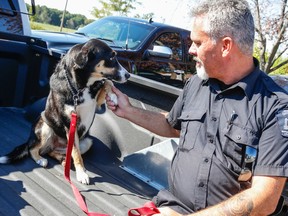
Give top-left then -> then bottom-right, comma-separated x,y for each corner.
190,0 -> 255,55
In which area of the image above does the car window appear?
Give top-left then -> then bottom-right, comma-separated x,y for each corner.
0,0 -> 23,34
0,0 -> 16,16
77,18 -> 155,50
152,32 -> 182,61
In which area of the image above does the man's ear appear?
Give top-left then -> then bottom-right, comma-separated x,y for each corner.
222,37 -> 232,57
74,45 -> 89,69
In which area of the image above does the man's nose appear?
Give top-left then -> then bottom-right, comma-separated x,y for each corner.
188,42 -> 197,56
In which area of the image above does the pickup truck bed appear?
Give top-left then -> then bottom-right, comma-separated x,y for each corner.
2,107 -> 288,216
0,106 -> 158,216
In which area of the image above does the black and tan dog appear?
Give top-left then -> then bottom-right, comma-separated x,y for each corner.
0,39 -> 130,184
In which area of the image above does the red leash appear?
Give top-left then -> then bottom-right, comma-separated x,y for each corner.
128,202 -> 160,216
65,111 -> 109,216
65,112 -> 159,216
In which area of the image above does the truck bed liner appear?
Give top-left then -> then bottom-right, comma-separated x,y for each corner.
0,107 -> 157,216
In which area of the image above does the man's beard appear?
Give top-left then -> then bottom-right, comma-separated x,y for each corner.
196,65 -> 209,80
194,57 -> 209,80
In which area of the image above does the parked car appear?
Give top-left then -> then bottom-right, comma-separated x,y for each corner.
271,75 -> 288,92
32,16 -> 196,90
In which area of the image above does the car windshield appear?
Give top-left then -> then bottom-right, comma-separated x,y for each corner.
76,17 -> 156,50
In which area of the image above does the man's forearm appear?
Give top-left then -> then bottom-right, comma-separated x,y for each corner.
192,191 -> 254,216
191,176 -> 286,216
157,191 -> 255,216
157,176 -> 286,216
124,106 -> 180,138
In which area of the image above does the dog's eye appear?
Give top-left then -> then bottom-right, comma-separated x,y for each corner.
109,52 -> 116,60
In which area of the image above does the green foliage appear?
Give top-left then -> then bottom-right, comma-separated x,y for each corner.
30,22 -> 45,30
134,12 -> 155,20
269,60 -> 288,75
30,21 -> 75,33
26,3 -> 92,30
254,46 -> 288,75
91,0 -> 140,19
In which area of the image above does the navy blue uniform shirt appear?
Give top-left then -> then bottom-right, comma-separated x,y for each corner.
164,63 -> 288,212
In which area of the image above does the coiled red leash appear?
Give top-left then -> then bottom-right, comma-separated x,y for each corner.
65,112 -> 159,216
65,111 -> 109,216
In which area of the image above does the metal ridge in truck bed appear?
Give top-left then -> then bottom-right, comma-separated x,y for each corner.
0,107 -> 157,216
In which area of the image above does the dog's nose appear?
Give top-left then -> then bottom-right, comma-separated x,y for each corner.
125,73 -> 130,80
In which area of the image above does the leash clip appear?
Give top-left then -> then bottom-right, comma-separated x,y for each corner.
73,94 -> 80,110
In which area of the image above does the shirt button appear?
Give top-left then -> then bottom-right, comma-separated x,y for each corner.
236,135 -> 241,140
199,182 -> 205,187
211,117 -> 217,121
204,158 -> 209,163
209,139 -> 213,143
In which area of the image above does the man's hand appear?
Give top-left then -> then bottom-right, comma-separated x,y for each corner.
105,86 -> 180,137
105,86 -> 131,118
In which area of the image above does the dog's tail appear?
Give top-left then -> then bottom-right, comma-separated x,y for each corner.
0,142 -> 29,164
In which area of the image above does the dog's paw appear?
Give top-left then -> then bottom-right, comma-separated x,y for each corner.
76,170 -> 90,185
61,159 -> 66,167
108,93 -> 118,105
37,158 -> 48,167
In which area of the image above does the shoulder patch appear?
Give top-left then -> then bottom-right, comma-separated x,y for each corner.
276,109 -> 288,137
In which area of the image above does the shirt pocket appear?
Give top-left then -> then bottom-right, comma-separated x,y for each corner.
223,124 -> 259,172
178,110 -> 206,151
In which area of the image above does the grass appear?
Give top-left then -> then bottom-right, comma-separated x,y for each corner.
30,21 -> 75,33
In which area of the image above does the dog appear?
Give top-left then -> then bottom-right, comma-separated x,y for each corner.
0,38 -> 130,184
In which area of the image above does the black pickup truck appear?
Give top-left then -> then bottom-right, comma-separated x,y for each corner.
0,1 -> 287,216
0,1 -> 192,215
32,15 -> 195,90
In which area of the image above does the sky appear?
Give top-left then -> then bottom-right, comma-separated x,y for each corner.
24,0 -> 193,30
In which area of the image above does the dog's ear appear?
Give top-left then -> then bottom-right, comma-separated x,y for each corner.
74,45 -> 89,69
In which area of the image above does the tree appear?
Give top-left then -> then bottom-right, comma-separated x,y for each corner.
134,12 -> 155,20
91,0 -> 140,19
50,8 -> 62,26
38,6 -> 52,24
65,14 -> 87,29
26,3 -> 90,30
250,0 -> 288,74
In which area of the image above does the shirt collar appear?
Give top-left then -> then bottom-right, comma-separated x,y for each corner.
203,58 -> 261,99
236,59 -> 261,99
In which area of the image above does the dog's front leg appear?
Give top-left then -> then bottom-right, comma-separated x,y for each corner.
97,79 -> 117,107
104,79 -> 118,105
71,132 -> 90,184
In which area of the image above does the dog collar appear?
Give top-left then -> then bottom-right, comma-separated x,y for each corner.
64,70 -> 86,109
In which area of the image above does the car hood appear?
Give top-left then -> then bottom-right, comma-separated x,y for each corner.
32,30 -> 89,54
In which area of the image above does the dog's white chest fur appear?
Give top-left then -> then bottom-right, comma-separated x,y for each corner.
64,88 -> 97,137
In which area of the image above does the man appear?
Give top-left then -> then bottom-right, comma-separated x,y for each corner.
106,0 -> 288,215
